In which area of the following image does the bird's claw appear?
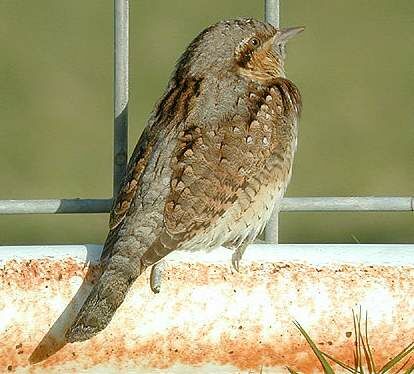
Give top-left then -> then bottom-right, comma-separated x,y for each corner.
150,261 -> 165,294
231,252 -> 242,273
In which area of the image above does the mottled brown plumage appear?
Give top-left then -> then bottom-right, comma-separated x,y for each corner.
66,18 -> 303,343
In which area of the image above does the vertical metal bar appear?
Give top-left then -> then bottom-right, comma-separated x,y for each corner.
265,208 -> 279,244
264,0 -> 280,244
113,0 -> 129,196
265,0 -> 280,28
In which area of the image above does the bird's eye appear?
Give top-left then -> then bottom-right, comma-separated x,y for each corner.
249,37 -> 260,48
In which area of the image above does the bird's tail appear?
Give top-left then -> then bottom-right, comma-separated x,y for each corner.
65,254 -> 143,343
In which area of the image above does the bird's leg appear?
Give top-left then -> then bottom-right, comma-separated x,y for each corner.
150,260 -> 166,294
231,243 -> 248,273
224,240 -> 250,273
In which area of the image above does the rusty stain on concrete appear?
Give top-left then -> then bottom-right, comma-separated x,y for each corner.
0,244 -> 413,373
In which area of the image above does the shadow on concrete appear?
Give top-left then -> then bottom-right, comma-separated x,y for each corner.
29,244 -> 103,364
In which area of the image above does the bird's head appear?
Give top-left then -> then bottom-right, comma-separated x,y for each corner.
177,18 -> 304,84
234,23 -> 304,82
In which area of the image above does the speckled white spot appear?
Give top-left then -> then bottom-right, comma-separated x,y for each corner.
176,181 -> 185,190
266,95 -> 272,103
250,120 -> 260,129
184,149 -> 194,157
246,135 -> 253,144
262,137 -> 269,146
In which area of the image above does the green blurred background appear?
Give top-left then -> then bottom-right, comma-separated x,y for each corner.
0,1 -> 413,245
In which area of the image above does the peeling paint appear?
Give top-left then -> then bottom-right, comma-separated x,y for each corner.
0,244 -> 413,373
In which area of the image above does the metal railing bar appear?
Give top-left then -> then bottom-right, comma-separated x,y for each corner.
113,0 -> 129,196
264,0 -> 280,244
265,0 -> 280,27
1,197 -> 412,215
0,199 -> 112,214
281,196 -> 414,212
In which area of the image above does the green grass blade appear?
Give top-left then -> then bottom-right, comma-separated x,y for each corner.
286,367 -> 300,374
360,325 -> 373,373
353,351 -> 358,374
364,311 -> 376,373
360,337 -> 372,373
353,310 -> 360,370
396,358 -> 411,373
322,351 -> 359,373
358,313 -> 366,373
379,342 -> 414,373
353,309 -> 365,373
293,321 -> 335,374
404,364 -> 414,374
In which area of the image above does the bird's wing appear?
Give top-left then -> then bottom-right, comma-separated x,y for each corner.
160,77 -> 301,248
101,125 -> 155,261
100,76 -> 204,264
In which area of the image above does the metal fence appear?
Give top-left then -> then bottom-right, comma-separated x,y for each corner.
0,0 -> 412,244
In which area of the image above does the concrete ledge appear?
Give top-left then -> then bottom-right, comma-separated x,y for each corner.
0,244 -> 413,373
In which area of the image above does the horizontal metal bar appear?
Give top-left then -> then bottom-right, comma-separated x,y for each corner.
0,199 -> 112,214
0,197 -> 412,215
281,196 -> 414,212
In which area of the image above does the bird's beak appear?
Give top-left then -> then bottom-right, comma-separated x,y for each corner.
275,26 -> 305,44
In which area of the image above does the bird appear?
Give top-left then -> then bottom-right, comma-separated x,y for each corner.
65,18 -> 303,343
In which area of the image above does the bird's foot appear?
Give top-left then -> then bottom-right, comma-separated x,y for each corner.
150,261 -> 166,294
231,247 -> 246,273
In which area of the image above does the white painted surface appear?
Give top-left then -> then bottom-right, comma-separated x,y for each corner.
1,243 -> 413,266
0,244 -> 413,373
